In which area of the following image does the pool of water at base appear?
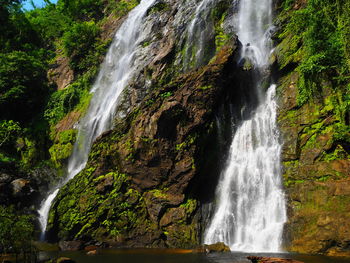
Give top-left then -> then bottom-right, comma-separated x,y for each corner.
40,249 -> 350,263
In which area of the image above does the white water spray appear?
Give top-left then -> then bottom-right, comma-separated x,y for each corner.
237,0 -> 274,67
38,0 -> 157,236
204,0 -> 287,252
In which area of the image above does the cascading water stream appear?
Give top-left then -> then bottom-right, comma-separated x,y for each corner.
204,0 -> 287,252
37,0 -> 157,237
183,0 -> 217,69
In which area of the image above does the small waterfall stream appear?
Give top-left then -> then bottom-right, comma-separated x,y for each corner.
204,0 -> 287,252
38,0 -> 157,237
183,0 -> 217,69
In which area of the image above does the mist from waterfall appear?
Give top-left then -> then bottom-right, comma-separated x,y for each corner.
37,0 -> 157,237
204,0 -> 287,252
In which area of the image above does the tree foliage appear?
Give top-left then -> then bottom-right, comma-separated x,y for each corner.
0,51 -> 48,122
58,0 -> 104,21
62,21 -> 100,71
0,0 -> 41,52
25,4 -> 70,47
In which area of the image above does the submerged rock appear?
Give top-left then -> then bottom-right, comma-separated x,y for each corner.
84,245 -> 99,251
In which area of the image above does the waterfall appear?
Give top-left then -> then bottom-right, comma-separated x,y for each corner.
37,0 -> 157,237
204,0 -> 287,252
183,0 -> 217,69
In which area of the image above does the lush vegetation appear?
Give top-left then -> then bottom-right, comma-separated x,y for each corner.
278,0 -> 350,159
0,0 -> 139,167
0,0 -> 139,255
0,0 -> 349,255
279,0 -> 350,107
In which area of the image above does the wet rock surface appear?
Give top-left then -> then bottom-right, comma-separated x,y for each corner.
86,250 -> 98,256
37,0 -> 245,249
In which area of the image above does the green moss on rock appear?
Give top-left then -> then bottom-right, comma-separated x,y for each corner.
49,129 -> 77,167
277,1 -> 350,256
47,41 -> 239,248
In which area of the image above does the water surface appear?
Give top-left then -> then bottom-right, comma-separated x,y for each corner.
40,249 -> 350,263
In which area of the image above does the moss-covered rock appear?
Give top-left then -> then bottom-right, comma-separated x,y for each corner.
276,1 -> 350,255
49,129 -> 77,167
286,181 -> 350,256
277,61 -> 350,256
47,40 -> 240,248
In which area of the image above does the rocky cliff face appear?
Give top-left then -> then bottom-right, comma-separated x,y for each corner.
47,41 -> 242,247
275,0 -> 350,256
38,0 -> 350,255
45,0 -> 242,247
277,71 -> 350,256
